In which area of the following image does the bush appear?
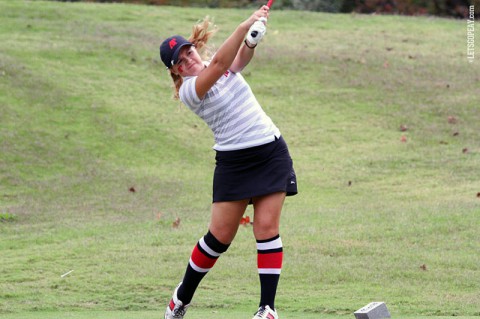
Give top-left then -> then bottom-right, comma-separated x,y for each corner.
340,0 -> 475,17
291,0 -> 343,12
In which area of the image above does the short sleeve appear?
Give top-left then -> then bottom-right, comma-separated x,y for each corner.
179,77 -> 202,113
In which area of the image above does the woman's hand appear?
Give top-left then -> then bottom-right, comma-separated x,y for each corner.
241,5 -> 270,31
246,17 -> 267,46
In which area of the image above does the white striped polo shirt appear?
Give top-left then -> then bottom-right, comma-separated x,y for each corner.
179,65 -> 281,151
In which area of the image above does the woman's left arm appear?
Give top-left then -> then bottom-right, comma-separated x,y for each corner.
229,8 -> 268,73
229,41 -> 256,73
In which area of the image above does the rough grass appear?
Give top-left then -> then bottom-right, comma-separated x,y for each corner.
0,0 -> 479,318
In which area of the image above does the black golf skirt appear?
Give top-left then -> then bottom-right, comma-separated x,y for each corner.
213,136 -> 297,203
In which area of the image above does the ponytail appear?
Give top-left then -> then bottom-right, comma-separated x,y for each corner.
188,16 -> 216,60
169,16 -> 217,100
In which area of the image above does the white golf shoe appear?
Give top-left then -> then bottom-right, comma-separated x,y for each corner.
252,305 -> 279,319
164,283 -> 189,319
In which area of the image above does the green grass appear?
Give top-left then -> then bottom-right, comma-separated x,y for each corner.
1,0 -> 479,318
1,313 -> 479,319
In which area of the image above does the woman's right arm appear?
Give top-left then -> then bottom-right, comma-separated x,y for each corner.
195,7 -> 268,100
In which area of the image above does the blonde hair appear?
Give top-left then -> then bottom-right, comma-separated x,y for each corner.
170,17 -> 217,100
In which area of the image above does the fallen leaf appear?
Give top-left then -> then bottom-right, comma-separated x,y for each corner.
453,132 -> 459,136
420,264 -> 427,271
462,148 -> 469,154
439,141 -> 448,145
240,216 -> 251,225
448,116 -> 457,124
400,124 -> 408,132
400,135 -> 407,143
129,186 -> 136,193
476,192 -> 480,198
348,181 -> 352,186
172,217 -> 181,228
156,212 -> 163,220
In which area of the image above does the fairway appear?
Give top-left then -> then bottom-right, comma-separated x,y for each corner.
1,312 -> 478,319
1,312 -> 480,319
0,0 -> 479,318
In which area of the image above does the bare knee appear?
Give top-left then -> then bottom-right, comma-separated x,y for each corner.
209,200 -> 249,244
253,221 -> 279,241
252,192 -> 285,240
209,224 -> 238,245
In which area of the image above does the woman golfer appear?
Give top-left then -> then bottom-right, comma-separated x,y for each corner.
160,5 -> 297,319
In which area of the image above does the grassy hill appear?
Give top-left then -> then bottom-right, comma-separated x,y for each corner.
1,0 -> 479,318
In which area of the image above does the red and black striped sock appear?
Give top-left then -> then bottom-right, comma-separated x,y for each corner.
177,231 -> 229,304
257,234 -> 283,310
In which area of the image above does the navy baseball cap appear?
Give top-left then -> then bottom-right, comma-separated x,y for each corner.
160,35 -> 193,69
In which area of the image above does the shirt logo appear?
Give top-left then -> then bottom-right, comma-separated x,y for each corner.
169,38 -> 177,49
223,70 -> 230,77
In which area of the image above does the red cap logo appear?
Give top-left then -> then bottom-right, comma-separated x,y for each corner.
169,38 -> 177,49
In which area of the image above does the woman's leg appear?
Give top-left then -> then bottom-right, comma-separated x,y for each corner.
252,192 -> 286,311
209,199 -> 250,243
175,199 -> 249,305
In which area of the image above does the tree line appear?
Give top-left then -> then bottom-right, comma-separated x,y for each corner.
58,0 -> 478,18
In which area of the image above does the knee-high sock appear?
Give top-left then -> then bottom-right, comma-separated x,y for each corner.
257,234 -> 283,309
177,231 -> 229,304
